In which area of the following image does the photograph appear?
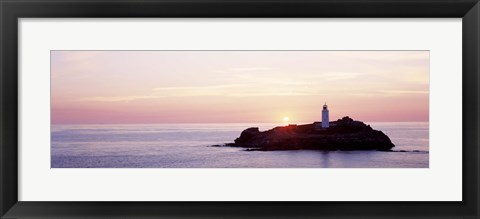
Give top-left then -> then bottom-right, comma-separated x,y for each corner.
51,50 -> 429,168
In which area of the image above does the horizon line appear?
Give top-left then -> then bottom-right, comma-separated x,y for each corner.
51,121 -> 430,125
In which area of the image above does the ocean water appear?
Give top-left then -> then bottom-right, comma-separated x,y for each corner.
51,122 -> 429,168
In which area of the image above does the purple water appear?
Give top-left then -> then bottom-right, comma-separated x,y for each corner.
51,122 -> 429,168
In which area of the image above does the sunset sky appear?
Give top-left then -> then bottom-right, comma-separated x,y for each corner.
51,51 -> 429,124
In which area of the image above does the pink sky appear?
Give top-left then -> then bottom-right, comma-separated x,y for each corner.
51,51 -> 429,124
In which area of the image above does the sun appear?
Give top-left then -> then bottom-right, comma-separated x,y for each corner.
283,116 -> 289,122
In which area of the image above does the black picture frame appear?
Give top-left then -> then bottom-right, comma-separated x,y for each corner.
1,0 -> 479,218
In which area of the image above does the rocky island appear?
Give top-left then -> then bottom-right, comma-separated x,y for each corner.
225,116 -> 395,151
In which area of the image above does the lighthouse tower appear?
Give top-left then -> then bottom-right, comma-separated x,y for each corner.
322,103 -> 329,128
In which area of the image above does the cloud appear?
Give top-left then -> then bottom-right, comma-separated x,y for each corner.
152,84 -> 243,91
227,91 -> 314,97
152,84 -> 247,97
230,67 -> 279,72
319,72 -> 362,81
76,95 -> 160,102
76,72 -> 427,102
154,84 -> 316,97
346,89 -> 429,97
77,81 -> 321,102
379,90 -> 429,94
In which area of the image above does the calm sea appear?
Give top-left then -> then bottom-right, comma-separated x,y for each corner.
51,122 -> 429,168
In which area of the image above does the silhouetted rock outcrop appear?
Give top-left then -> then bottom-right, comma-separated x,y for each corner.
227,116 -> 395,151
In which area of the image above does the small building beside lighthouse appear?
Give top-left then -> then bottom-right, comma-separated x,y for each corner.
322,103 -> 329,128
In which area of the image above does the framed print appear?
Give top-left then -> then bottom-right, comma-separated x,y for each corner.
1,0 -> 479,218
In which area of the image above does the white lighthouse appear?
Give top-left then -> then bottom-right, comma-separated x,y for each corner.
322,102 -> 329,128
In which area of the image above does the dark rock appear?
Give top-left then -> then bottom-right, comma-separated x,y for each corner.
226,117 -> 395,151
235,127 -> 260,145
